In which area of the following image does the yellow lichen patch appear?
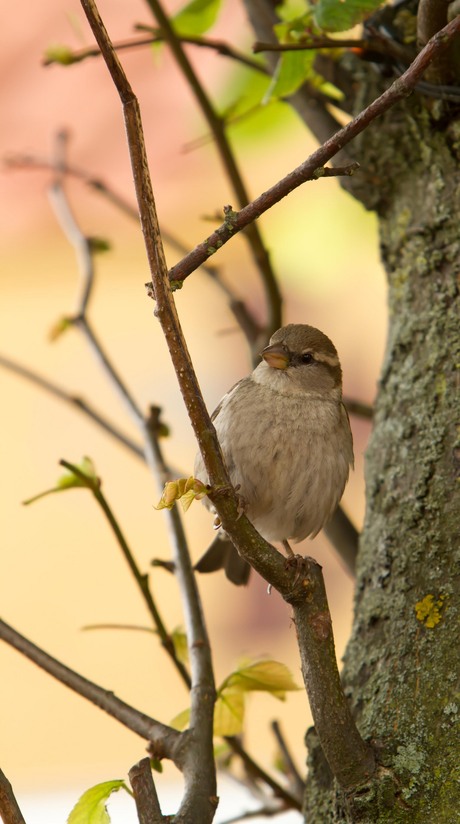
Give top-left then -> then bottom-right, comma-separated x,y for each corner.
415,594 -> 446,628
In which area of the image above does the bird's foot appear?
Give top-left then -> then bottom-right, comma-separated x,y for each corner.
284,553 -> 306,586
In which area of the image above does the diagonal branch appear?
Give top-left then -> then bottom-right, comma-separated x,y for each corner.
0,618 -> 183,765
143,0 -> 281,344
0,770 -> 26,824
0,353 -> 144,458
129,757 -> 164,824
78,7 -> 218,820
165,13 -> 460,285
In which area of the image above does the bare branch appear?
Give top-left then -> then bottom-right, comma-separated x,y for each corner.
77,6 -> 218,819
129,758 -> 164,824
44,30 -> 265,74
344,397 -> 373,420
270,720 -> 305,800
165,14 -> 460,285
224,737 -> 302,810
323,508 -> 359,578
416,0 -> 455,84
59,459 -> 192,689
286,559 -> 375,789
0,618 -> 183,765
0,353 -> 144,458
0,770 -> 26,824
143,0 -> 281,345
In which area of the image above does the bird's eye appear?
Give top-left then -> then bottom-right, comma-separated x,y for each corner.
300,353 -> 314,364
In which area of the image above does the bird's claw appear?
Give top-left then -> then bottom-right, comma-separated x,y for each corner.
284,554 -> 308,587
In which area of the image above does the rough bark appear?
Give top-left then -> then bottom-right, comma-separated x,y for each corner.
303,78 -> 460,824
245,2 -> 460,819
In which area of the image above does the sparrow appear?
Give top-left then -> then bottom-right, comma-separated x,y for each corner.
194,324 -> 354,585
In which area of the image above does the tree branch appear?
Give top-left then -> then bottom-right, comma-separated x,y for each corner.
6,148 -> 259,349
143,0 -> 281,346
78,4 -> 218,821
0,770 -> 26,824
0,354 -> 144,458
270,720 -> 305,800
129,758 -> 164,824
164,14 -> 460,284
8,144 -> 297,812
59,459 -> 192,689
0,619 -> 184,766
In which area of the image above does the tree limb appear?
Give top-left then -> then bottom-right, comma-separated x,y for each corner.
129,758 -> 164,824
0,619 -> 184,766
143,0 -> 281,346
0,770 -> 26,824
165,13 -> 460,284
79,3 -> 218,820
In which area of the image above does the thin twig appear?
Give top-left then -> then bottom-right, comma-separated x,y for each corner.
0,770 -> 26,824
17,142 -> 295,808
75,315 -> 145,424
5,150 -> 262,346
143,0 -> 281,346
218,805 -> 287,824
165,14 -> 460,285
270,720 -> 305,800
129,758 -> 164,824
76,6 -> 219,819
323,507 -> 359,578
59,459 -> 192,689
0,353 -> 144,457
224,736 -> 301,810
0,618 -> 183,764
253,37 -> 365,53
344,397 -> 373,420
44,31 -> 265,74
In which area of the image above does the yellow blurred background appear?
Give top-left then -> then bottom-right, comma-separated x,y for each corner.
1,1 -> 387,820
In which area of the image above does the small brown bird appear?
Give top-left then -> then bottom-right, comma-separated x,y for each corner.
194,324 -> 354,585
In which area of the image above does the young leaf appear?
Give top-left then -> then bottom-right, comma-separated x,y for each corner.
154,477 -> 208,511
171,626 -> 189,665
170,707 -> 191,731
213,688 -> 245,736
67,780 -> 128,824
314,0 -> 383,33
23,457 -> 98,505
172,0 -> 222,36
44,44 -> 82,65
263,50 -> 316,103
223,659 -> 301,699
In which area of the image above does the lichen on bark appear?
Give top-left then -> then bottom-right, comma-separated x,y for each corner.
305,96 -> 460,822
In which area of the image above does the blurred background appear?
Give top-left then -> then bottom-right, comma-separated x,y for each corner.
1,0 -> 387,821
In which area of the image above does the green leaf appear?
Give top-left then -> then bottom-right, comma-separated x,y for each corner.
23,457 -> 98,505
170,707 -> 190,730
264,49 -> 315,102
88,236 -> 112,254
67,780 -> 128,824
171,626 -> 189,665
44,44 -> 82,65
49,315 -> 72,342
172,0 -> 222,36
222,660 -> 301,699
314,0 -> 383,33
214,688 -> 245,736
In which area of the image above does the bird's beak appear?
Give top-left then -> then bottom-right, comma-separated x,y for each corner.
261,342 -> 290,370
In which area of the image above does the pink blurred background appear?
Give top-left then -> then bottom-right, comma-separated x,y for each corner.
1,1 -> 387,820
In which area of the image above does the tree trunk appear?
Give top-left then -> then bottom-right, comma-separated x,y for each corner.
244,2 -> 460,819
305,93 -> 460,821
